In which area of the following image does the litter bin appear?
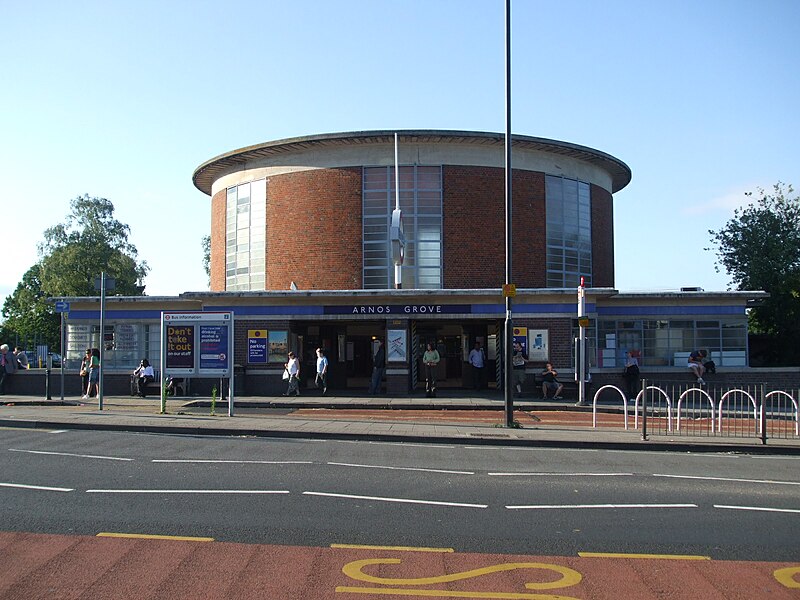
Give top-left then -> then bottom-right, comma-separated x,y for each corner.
233,364 -> 246,395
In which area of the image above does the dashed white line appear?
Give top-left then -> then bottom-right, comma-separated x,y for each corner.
152,459 -> 312,464
506,503 -> 698,510
303,491 -> 487,508
654,474 -> 800,486
86,489 -> 290,494
9,449 -> 133,461
714,505 -> 800,514
0,482 -> 74,492
489,472 -> 634,477
48,430 -> 69,434
327,462 -> 473,475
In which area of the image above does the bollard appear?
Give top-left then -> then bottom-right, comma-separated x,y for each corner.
640,378 -> 648,441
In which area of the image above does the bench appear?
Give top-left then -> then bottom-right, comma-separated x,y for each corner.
531,372 -> 585,400
131,370 -> 162,397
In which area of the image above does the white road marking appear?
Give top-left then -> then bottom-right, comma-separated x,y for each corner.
86,489 -> 290,494
489,472 -> 634,477
0,482 -> 74,492
9,448 -> 133,461
506,503 -> 698,510
327,462 -> 473,475
152,459 -> 312,464
714,505 -> 800,514
48,430 -> 69,434
303,491 -> 487,508
654,473 -> 800,486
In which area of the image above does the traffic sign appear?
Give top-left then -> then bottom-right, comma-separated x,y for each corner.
502,284 -> 516,298
54,301 -> 70,313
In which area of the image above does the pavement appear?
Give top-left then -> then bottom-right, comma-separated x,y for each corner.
1,390 -> 799,454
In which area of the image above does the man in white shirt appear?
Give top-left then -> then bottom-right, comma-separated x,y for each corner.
468,341 -> 485,390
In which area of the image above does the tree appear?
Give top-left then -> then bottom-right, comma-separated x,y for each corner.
708,182 -> 800,365
1,195 -> 150,351
202,234 -> 211,286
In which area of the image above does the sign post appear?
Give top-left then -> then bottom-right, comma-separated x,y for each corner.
576,277 -> 587,406
161,312 -> 234,416
54,301 -> 70,401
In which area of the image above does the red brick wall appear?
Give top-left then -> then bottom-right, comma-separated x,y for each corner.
209,165 -> 615,291
591,184 -> 615,287
210,189 -> 226,292
266,168 -> 363,290
443,166 -> 547,288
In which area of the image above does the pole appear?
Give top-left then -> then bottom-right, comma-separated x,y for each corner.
98,271 -> 105,411
59,311 -> 65,402
577,277 -> 586,405
640,378 -> 648,441
503,0 -> 514,427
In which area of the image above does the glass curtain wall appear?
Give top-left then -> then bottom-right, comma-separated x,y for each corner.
593,319 -> 748,367
226,179 -> 266,291
363,166 -> 442,289
546,176 -> 592,288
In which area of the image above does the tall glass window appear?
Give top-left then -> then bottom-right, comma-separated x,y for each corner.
226,179 -> 266,291
363,166 -> 442,289
546,176 -> 592,288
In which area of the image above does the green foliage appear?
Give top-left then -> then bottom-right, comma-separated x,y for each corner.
708,182 -> 800,365
2,265 -> 60,349
2,195 -> 150,350
202,234 -> 211,286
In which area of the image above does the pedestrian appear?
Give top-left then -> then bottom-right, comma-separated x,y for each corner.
133,358 -> 155,398
688,349 -> 707,384
423,341 -> 440,398
79,348 -> 92,398
283,351 -> 300,396
468,341 -> 485,390
512,341 -> 527,396
540,362 -> 563,399
14,347 -> 29,370
0,344 -> 18,394
82,348 -> 100,400
622,350 -> 640,401
368,339 -> 386,394
315,348 -> 328,395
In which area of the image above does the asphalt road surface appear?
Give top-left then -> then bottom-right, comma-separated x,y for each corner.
1,427 -> 799,598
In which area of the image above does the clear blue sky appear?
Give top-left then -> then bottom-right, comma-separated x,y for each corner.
2,0 -> 798,309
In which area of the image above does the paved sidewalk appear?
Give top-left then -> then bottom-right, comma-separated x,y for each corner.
0,392 -> 798,454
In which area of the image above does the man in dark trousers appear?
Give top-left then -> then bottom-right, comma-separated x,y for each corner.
368,339 -> 386,394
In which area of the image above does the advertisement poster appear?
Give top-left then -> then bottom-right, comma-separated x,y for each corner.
199,325 -> 229,371
512,327 -> 528,354
387,329 -> 407,362
166,325 -> 194,370
268,331 -> 288,363
248,329 -> 268,364
527,329 -> 549,362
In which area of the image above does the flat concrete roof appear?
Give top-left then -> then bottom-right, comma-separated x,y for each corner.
192,130 -> 633,196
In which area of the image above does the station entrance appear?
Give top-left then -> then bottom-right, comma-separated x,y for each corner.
291,320 -> 501,393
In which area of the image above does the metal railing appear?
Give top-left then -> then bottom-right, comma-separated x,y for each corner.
590,381 -> 799,442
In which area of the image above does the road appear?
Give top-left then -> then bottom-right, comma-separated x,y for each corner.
1,426 -> 799,598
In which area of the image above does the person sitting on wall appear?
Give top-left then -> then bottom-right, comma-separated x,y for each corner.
14,347 -> 29,370
133,358 -> 155,398
540,362 -> 564,399
688,349 -> 707,384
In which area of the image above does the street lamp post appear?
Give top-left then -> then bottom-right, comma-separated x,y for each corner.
504,0 -> 514,427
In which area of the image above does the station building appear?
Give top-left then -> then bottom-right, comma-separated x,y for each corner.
56,131 -> 766,396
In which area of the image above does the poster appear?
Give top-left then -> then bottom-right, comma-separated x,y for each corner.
248,329 -> 268,364
387,329 -> 407,362
513,326 -> 528,355
268,330 -> 288,363
166,324 -> 194,370
527,329 -> 549,362
199,325 -> 229,371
